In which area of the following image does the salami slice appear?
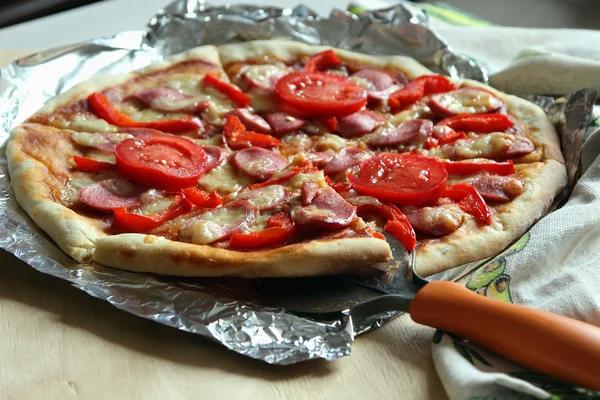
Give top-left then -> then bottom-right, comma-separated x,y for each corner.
469,175 -> 525,203
265,113 -> 306,136
231,147 -> 288,181
229,108 -> 272,134
179,200 -> 259,245
134,87 -> 206,113
201,145 -> 224,171
352,69 -> 393,91
292,185 -> 356,229
366,119 -> 433,147
72,128 -> 159,152
235,185 -> 287,211
301,181 -> 319,205
503,135 -> 535,159
305,151 -> 335,168
337,111 -> 385,137
242,63 -> 288,91
402,204 -> 464,237
78,178 -> 145,213
324,147 -> 370,175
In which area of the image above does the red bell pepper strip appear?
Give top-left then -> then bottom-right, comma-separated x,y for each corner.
222,115 -> 280,150
432,126 -> 467,145
203,73 -> 251,108
181,187 -> 224,208
305,50 -> 343,72
389,75 -> 456,111
436,113 -> 514,133
384,219 -> 417,253
229,212 -> 296,248
424,137 -> 439,149
444,184 -> 492,225
442,160 -> 515,176
73,155 -> 114,172
113,195 -> 193,233
87,93 -> 202,133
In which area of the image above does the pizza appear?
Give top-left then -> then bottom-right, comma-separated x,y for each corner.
5,40 -> 567,278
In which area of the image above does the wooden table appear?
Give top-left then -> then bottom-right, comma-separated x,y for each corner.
0,50 -> 447,400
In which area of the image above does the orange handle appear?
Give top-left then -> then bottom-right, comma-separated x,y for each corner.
410,280 -> 600,390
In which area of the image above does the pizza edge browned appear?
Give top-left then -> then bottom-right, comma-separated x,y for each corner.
6,40 -> 566,278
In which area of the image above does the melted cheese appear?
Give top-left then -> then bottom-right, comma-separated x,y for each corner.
429,132 -> 513,159
70,114 -> 117,133
389,103 -> 431,125
59,177 -> 96,206
235,185 -> 285,210
288,171 -> 326,190
198,163 -> 253,195
180,207 -> 247,245
242,213 -> 271,233
316,133 -> 348,151
84,150 -> 116,164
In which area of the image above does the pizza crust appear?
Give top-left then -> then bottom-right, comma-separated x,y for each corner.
415,159 -> 566,277
218,39 -> 433,78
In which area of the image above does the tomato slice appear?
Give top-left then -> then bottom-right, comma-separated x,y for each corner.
181,187 -> 224,208
203,73 -> 250,108
442,159 -> 515,176
113,194 -> 193,232
347,153 -> 448,205
444,184 -> 492,225
436,113 -> 514,133
115,135 -> 207,191
73,155 -> 114,172
275,72 -> 367,117
389,75 -> 456,111
305,50 -> 342,72
222,115 -> 280,150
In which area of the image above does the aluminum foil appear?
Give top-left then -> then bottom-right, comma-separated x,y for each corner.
0,0 -> 593,365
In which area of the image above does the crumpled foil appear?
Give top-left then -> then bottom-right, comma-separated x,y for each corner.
0,0 -> 594,365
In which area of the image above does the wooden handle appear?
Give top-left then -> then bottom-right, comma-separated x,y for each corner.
410,280 -> 600,390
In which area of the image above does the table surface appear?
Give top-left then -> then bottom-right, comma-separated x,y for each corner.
0,46 -> 448,399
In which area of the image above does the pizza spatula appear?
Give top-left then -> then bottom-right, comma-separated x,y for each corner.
258,234 -> 600,390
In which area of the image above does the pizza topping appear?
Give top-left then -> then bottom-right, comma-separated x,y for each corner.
203,73 -> 250,108
243,63 -> 289,90
235,185 -> 287,211
429,88 -> 503,118
431,125 -> 467,145
134,87 -> 207,114
222,115 -> 280,150
366,119 -> 433,146
200,145 -> 224,171
351,68 -> 394,91
78,178 -> 145,213
291,185 -> 356,229
437,113 -> 514,133
323,147 -> 370,175
468,175 -> 525,203
275,72 -> 367,117
265,112 -> 306,136
503,135 -> 535,159
305,150 -> 335,168
438,132 -> 534,160
114,194 -> 192,233
336,110 -> 385,137
87,93 -> 203,133
73,155 -> 115,172
198,162 -> 254,194
403,203 -> 464,237
228,108 -> 272,134
231,147 -> 288,181
443,159 -> 515,175
305,50 -> 342,72
389,75 -> 456,111
444,184 -> 492,225
115,135 -> 207,191
181,187 -> 224,208
179,199 -> 259,245
301,181 -> 319,205
348,153 -> 447,205
229,211 -> 296,249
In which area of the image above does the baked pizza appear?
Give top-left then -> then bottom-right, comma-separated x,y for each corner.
6,40 -> 567,278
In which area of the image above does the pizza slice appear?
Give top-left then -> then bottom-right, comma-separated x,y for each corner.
6,40 -> 567,278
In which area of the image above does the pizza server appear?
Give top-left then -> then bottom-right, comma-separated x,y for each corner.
259,234 -> 600,391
